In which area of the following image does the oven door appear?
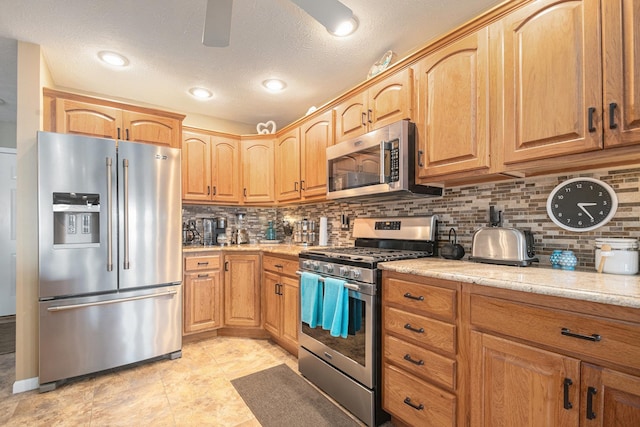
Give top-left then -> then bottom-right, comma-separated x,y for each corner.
299,280 -> 374,388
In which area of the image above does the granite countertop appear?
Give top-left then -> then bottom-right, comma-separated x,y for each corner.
380,258 -> 640,309
182,243 -> 315,257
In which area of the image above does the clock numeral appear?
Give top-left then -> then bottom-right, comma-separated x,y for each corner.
598,191 -> 603,196
578,220 -> 583,226
576,183 -> 582,189
558,195 -> 564,200
603,201 -> 608,206
558,212 -> 563,217
564,188 -> 571,193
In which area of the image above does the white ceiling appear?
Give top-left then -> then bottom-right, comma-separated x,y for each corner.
0,0 -> 504,130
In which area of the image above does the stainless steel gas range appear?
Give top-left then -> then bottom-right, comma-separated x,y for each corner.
297,216 -> 438,427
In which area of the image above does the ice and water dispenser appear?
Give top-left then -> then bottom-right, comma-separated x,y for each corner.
52,192 -> 100,247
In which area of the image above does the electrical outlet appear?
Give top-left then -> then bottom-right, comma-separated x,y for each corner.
340,214 -> 350,230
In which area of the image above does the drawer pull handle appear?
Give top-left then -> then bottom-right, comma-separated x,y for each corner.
197,262 -> 209,266
403,354 -> 424,366
586,386 -> 597,420
197,274 -> 209,278
403,397 -> 424,411
563,378 -> 573,410
274,264 -> 284,268
561,328 -> 601,342
404,323 -> 424,334
403,292 -> 424,301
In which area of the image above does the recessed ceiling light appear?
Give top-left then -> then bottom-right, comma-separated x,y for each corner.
262,79 -> 287,92
189,87 -> 213,99
98,51 -> 129,67
329,16 -> 358,37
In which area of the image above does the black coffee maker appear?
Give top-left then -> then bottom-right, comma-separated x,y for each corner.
202,217 -> 227,245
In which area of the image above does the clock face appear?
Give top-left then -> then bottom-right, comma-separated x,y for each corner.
546,178 -> 618,232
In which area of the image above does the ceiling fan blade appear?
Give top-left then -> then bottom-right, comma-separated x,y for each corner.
291,0 -> 353,33
202,0 -> 233,47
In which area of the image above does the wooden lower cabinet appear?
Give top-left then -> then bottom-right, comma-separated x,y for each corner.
183,253 -> 222,334
223,253 -> 261,327
262,254 -> 299,355
581,364 -> 640,427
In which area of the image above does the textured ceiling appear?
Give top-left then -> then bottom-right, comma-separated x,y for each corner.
0,0 -> 504,130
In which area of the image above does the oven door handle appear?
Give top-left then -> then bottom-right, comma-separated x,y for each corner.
296,271 -> 360,292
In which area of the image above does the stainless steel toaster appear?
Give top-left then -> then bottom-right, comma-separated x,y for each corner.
469,227 -> 538,266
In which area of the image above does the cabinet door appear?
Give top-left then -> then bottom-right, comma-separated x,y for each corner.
368,67 -> 413,130
211,135 -> 241,203
55,99 -> 121,139
581,364 -> 640,427
501,0 -> 602,163
241,138 -> 275,203
183,270 -> 221,334
280,275 -> 300,347
603,0 -> 640,148
416,28 -> 490,179
223,254 -> 261,327
275,129 -> 301,202
470,332 -> 580,427
122,111 -> 180,148
300,109 -> 334,199
182,131 -> 212,201
335,91 -> 367,143
262,270 -> 281,336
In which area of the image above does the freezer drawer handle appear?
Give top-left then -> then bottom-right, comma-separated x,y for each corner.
106,157 -> 113,272
46,289 -> 178,312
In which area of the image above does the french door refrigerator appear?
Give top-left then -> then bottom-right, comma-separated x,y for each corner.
37,131 -> 182,391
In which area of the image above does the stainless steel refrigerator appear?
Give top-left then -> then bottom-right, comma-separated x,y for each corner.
37,131 -> 182,391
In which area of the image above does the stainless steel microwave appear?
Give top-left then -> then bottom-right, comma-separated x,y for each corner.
326,120 -> 443,201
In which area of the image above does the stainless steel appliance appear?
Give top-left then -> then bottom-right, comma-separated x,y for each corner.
37,131 -> 182,391
202,217 -> 227,246
469,227 -> 538,266
298,216 -> 438,426
326,120 -> 443,201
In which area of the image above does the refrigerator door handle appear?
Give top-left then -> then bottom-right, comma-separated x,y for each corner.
46,289 -> 178,312
123,158 -> 130,270
106,157 -> 113,272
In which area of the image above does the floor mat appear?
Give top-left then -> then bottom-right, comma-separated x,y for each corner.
232,363 -> 361,427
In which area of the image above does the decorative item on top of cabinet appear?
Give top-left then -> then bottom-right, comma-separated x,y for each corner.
182,128 -> 241,203
183,252 -> 222,335
240,136 -> 275,204
382,271 -> 461,427
415,27 -> 493,183
334,67 -> 413,143
262,254 -> 300,355
275,109 -> 334,203
498,0 -> 640,170
43,88 -> 184,148
223,252 -> 262,328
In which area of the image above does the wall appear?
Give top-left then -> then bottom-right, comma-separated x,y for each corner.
184,165 -> 640,270
0,122 -> 16,149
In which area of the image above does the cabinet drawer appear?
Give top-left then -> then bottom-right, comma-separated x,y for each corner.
184,255 -> 220,272
470,294 -> 640,370
384,277 -> 456,321
263,255 -> 298,277
383,364 -> 456,427
384,306 -> 456,355
384,335 -> 456,390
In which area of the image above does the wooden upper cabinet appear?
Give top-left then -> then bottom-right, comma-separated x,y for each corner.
55,98 -> 121,139
241,136 -> 275,204
211,135 -> 241,203
275,128 -> 302,202
603,0 -> 640,148
300,109 -> 334,199
45,89 -> 184,148
122,111 -> 180,147
335,67 -> 413,143
416,27 -> 491,180
500,0 -> 603,164
182,131 -> 212,201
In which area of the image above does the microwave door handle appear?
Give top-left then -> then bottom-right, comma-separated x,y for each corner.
380,140 -> 386,183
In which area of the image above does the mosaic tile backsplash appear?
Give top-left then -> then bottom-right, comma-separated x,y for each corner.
183,166 -> 640,270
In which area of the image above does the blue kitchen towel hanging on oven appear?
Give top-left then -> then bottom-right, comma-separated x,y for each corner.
301,272 -> 323,328
322,277 -> 349,338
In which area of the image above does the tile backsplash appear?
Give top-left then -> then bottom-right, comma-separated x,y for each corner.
183,165 -> 640,269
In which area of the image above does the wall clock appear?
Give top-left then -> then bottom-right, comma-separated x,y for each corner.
546,177 -> 618,232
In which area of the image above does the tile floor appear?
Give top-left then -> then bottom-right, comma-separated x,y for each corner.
0,336 -> 364,426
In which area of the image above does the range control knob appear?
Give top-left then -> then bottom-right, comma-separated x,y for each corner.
324,264 -> 334,273
351,269 -> 361,279
302,260 -> 312,269
339,266 -> 349,277
311,261 -> 321,271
